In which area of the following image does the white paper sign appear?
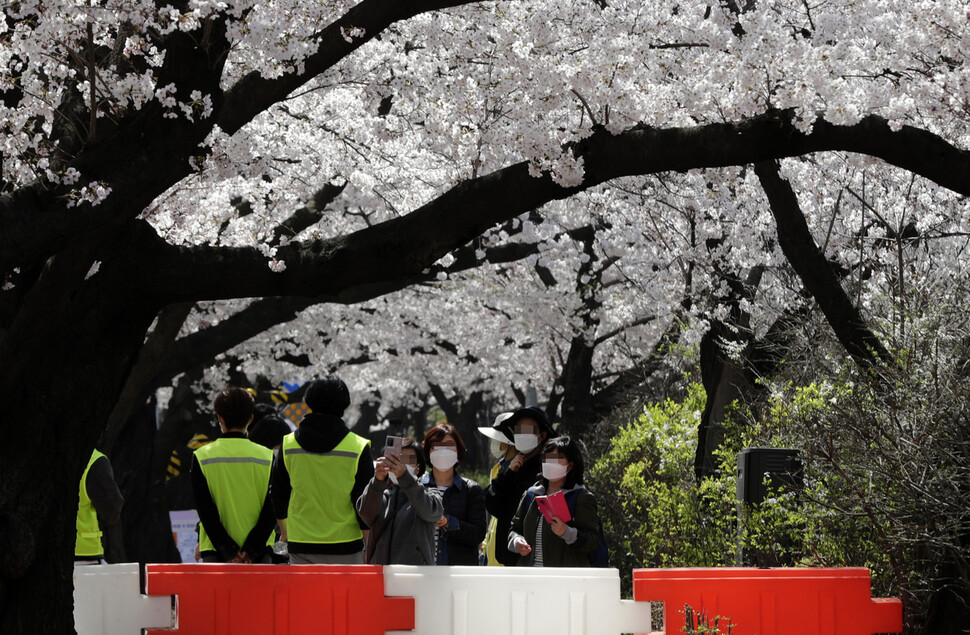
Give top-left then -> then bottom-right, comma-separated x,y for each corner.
169,509 -> 200,563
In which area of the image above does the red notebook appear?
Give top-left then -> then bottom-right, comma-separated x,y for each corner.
534,490 -> 572,523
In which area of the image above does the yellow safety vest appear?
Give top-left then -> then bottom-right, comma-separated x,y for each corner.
196,437 -> 274,553
483,461 -> 505,566
282,431 -> 370,544
76,450 -> 106,557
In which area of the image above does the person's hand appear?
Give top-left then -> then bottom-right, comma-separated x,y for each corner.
375,457 -> 390,481
385,453 -> 407,478
230,551 -> 252,564
194,543 -> 201,562
436,516 -> 449,528
509,453 -> 526,472
513,536 -> 532,556
549,516 -> 568,537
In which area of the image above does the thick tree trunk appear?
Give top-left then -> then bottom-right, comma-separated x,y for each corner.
429,386 -> 486,471
695,325 -> 754,478
0,233 -> 159,631
0,319 -> 156,632
557,338 -> 596,437
694,263 -> 764,478
754,160 -> 891,367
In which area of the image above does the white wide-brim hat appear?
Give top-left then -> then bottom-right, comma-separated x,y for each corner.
477,412 -> 514,444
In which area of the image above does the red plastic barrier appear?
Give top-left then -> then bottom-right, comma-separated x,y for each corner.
144,564 -> 414,635
633,567 -> 902,635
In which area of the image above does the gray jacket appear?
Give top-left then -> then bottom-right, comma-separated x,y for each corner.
356,469 -> 443,565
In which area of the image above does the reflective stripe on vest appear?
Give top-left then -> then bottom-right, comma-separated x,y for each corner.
282,431 -> 370,544
195,438 -> 274,554
76,450 -> 105,557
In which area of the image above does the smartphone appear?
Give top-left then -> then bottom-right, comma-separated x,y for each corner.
384,435 -> 402,459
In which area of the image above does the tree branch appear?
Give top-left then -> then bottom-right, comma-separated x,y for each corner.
271,181 -> 347,246
754,158 -> 892,367
99,302 -> 195,453
0,0 -> 477,276
142,111 -> 970,304
138,236 -> 542,392
216,0 -> 488,136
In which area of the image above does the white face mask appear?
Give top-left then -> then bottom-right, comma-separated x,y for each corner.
430,448 -> 458,470
542,461 -> 569,482
489,439 -> 508,460
514,433 -> 539,453
388,464 -> 417,485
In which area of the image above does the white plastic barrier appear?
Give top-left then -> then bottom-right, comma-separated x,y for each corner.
384,566 -> 653,635
73,563 -> 172,635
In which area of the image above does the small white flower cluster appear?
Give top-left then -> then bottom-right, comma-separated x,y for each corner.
154,83 -> 212,122
340,26 -> 366,44
179,90 -> 214,123
85,261 -> 102,280
66,181 -> 113,209
46,167 -> 81,185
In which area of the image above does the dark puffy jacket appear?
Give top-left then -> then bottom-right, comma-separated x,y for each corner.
507,484 -> 601,567
483,454 -> 543,566
422,472 -> 486,565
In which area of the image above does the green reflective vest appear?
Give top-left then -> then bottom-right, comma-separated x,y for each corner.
76,450 -> 105,557
282,431 -> 370,544
196,437 -> 274,554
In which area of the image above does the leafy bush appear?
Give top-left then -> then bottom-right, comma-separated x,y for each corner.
746,370 -> 970,634
589,383 -> 737,588
591,366 -> 970,634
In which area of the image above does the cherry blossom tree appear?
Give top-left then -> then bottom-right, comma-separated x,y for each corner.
1,0 -> 969,631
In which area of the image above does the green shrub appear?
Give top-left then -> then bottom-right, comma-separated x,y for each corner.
591,369 -> 970,633
589,380 -> 890,595
589,383 -> 737,589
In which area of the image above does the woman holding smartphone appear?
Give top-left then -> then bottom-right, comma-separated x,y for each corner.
420,424 -> 487,565
357,437 -> 443,564
507,436 -> 601,567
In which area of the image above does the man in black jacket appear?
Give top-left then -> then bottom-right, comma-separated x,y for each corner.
483,406 -> 555,566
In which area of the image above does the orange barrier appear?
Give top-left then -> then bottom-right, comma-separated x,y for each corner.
144,564 -> 414,635
632,567 -> 902,635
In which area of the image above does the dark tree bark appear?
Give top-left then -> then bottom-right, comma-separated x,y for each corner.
100,303 -> 195,454
554,227 -> 603,436
693,154 -> 907,478
694,265 -> 764,478
754,159 -> 892,367
429,385 -> 486,471
1,6 -> 968,628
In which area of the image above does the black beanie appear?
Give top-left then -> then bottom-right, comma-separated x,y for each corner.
252,403 -> 277,425
248,415 -> 291,450
304,376 -> 351,415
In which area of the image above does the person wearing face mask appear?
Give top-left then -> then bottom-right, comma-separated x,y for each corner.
507,436 -> 602,567
483,406 -> 555,566
357,437 -> 444,565
420,424 -> 486,565
478,412 -> 516,565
